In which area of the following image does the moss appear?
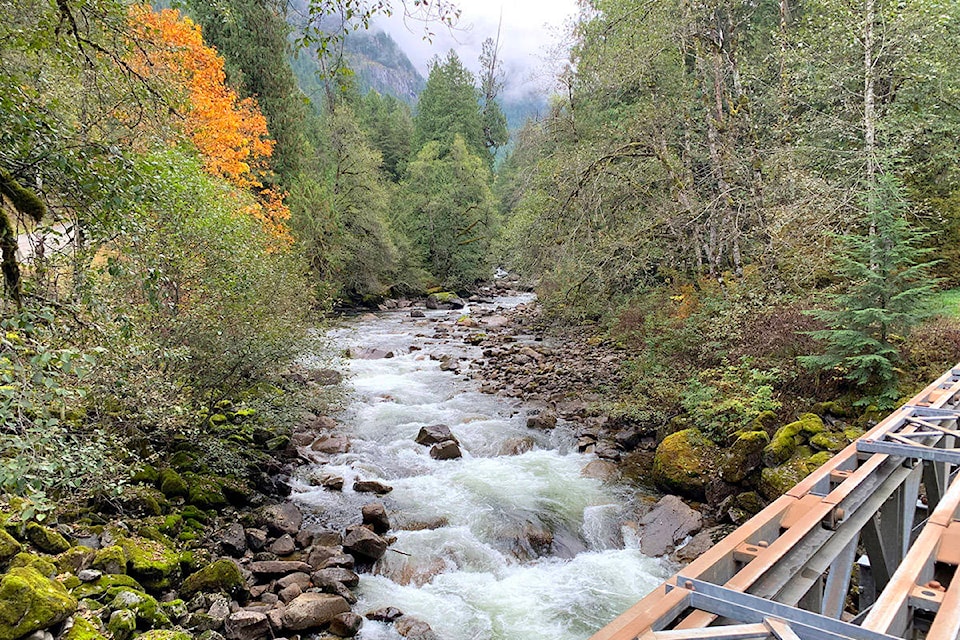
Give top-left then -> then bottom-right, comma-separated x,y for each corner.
158,469 -> 188,499
131,465 -> 160,486
184,475 -> 227,510
106,587 -> 169,627
135,631 -> 192,640
760,457 -> 812,500
762,414 -> 822,466
810,431 -> 848,452
92,546 -> 126,575
63,615 -> 107,640
0,566 -> 77,640
265,435 -> 290,451
748,410 -> 779,433
119,537 -> 180,591
160,515 -> 183,537
811,401 -> 851,418
720,430 -> 770,484
219,478 -> 252,506
168,453 -> 196,472
159,599 -> 187,622
178,506 -> 208,525
71,574 -> 143,600
61,575 -> 81,590
844,426 -> 866,441
119,486 -> 167,517
179,559 -> 244,598
25,522 -> 71,554
10,552 -> 57,577
0,529 -> 22,563
231,407 -> 256,423
208,414 -> 228,428
808,451 -> 834,470
56,546 -> 96,574
651,428 -> 719,501
107,609 -> 136,640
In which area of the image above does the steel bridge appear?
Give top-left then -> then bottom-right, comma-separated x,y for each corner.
591,365 -> 960,640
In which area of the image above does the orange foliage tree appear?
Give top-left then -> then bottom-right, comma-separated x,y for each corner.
128,5 -> 291,243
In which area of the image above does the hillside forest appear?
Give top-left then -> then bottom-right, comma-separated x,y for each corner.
3,0 -> 960,615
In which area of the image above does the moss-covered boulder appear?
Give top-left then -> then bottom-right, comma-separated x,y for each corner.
0,566 -> 78,640
136,631 -> 192,640
107,609 -> 136,640
810,431 -> 848,452
184,475 -> 227,510
811,401 -> 851,419
762,414 -> 823,466
56,546 -> 96,574
720,431 -> 770,483
807,451 -> 834,471
760,457 -> 812,500
107,587 -> 169,627
180,558 -> 244,598
71,574 -> 144,600
726,491 -> 766,524
63,615 -> 107,640
118,486 -> 167,517
652,429 -> 719,500
158,470 -> 188,499
10,552 -> 57,577
130,465 -> 160,486
748,410 -> 779,433
119,537 -> 180,590
168,452 -> 197,473
0,529 -> 21,564
25,522 -> 71,554
92,546 -> 126,575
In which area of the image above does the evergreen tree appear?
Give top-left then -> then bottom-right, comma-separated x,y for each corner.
799,175 -> 940,406
478,36 -> 509,157
360,91 -> 414,181
414,51 -> 488,163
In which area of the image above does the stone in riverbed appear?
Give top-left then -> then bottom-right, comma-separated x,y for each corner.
329,612 -> 363,637
526,411 -> 557,430
224,610 -> 270,640
245,529 -> 268,551
635,495 -> 702,557
248,560 -> 312,576
269,534 -> 296,556
342,528 -> 388,562
394,615 -> 439,640
310,435 -> 351,455
651,428 -> 718,501
180,558 -> 245,598
311,567 -> 359,589
281,593 -> 350,631
429,440 -> 462,460
221,523 -> 247,557
361,503 -> 391,534
353,479 -> 392,494
365,607 -> 403,623
415,424 -> 458,446
260,503 -> 302,536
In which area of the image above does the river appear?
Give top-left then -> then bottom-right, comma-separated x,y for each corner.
290,293 -> 670,640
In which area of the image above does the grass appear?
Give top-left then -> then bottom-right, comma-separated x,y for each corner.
934,288 -> 960,319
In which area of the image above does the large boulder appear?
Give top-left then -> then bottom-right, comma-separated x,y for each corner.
260,502 -> 303,536
281,593 -> 350,631
362,503 -> 391,535
760,457 -> 812,500
25,523 -> 70,554
342,527 -> 388,562
651,429 -> 719,501
0,567 -> 78,640
425,293 -> 465,310
429,440 -> 462,460
762,414 -> 823,466
180,559 -> 245,598
224,610 -> 270,640
635,495 -> 703,557
394,615 -> 439,640
720,430 -> 770,483
415,425 -> 457,446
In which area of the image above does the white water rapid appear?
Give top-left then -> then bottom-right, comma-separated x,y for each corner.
291,295 -> 671,640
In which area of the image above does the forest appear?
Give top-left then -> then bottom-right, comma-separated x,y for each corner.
2,0 -> 960,637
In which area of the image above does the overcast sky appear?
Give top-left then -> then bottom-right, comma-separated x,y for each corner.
376,0 -> 580,99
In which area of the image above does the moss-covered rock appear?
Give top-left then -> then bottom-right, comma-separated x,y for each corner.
844,426 -> 866,441
159,599 -> 187,623
760,457 -> 812,500
180,558 -> 244,598
56,546 -> 96,574
184,475 -> 227,510
118,486 -> 167,517
25,522 -> 71,554
136,631 -> 192,640
651,428 -> 719,500
158,469 -> 188,499
168,452 -> 197,472
107,587 -> 169,627
179,506 -> 208,525
811,401 -> 851,419
0,529 -> 22,564
119,537 -> 180,590
810,431 -> 848,452
107,609 -> 136,640
726,491 -> 766,524
71,574 -> 143,600
748,410 -> 779,433
10,552 -> 57,577
720,431 -> 770,483
0,566 -> 77,640
762,414 -> 823,466
807,451 -> 834,470
131,465 -> 160,486
63,615 -> 107,640
92,546 -> 126,575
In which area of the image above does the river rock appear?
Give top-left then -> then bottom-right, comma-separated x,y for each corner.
221,523 -> 247,557
366,607 -> 404,623
261,503 -> 303,536
527,411 -> 557,430
499,436 -> 535,455
425,293 -> 465,310
281,593 -> 350,631
429,440 -> 462,460
224,611 -> 270,640
484,315 -> 509,328
581,459 -> 619,482
329,612 -> 364,637
310,435 -> 350,455
651,428 -> 719,501
394,615 -> 439,640
312,567 -> 360,588
245,528 -> 268,551
636,495 -> 703,557
353,479 -> 393,494
672,527 -> 721,564
248,560 -> 313,576
354,347 -> 393,359
309,369 -> 343,386
415,424 -> 458,446
278,583 -> 301,603
342,527 -> 388,562
410,309 -> 426,318
269,534 -> 296,556
362,503 -> 391,534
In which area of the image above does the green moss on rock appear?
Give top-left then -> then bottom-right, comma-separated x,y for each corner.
168,452 -> 197,472
810,431 -> 848,452
748,410 -> 778,433
184,475 -> 227,510
107,587 -> 169,627
0,529 -> 22,564
119,537 -> 180,591
760,458 -> 812,500
63,615 -> 107,640
107,609 -> 136,640
158,470 -> 188,499
131,465 -> 160,486
136,631 -> 192,640
92,546 -> 126,575
0,566 -> 77,640
798,413 -> 827,436
651,428 -> 719,501
25,522 -> 71,554
180,559 -> 244,598
762,414 -> 822,466
720,431 -> 769,483
10,552 -> 57,577
56,546 -> 96,574
807,451 -> 834,470
71,574 -> 143,600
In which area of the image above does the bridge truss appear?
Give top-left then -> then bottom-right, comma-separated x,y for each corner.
591,365 -> 960,640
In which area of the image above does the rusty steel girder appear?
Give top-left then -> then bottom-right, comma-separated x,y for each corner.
591,366 -> 960,640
